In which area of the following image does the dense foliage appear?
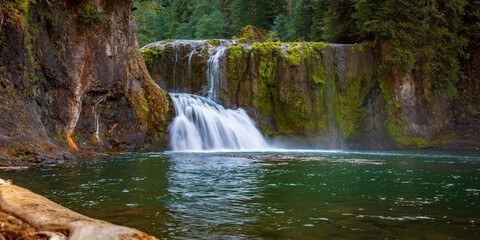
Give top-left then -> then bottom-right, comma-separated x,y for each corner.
134,0 -> 479,97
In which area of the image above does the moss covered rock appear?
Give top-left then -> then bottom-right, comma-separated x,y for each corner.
142,39 -> 480,149
0,0 -> 172,165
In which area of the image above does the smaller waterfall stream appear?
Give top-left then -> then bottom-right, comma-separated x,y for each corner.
206,46 -> 227,102
172,45 -> 179,92
169,93 -> 271,151
187,45 -> 196,85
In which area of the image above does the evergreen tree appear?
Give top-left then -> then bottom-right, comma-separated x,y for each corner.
252,0 -> 277,30
195,10 -> 230,39
229,0 -> 254,35
323,0 -> 360,43
134,0 -> 169,46
289,0 -> 314,41
311,0 -> 328,41
271,13 -> 289,41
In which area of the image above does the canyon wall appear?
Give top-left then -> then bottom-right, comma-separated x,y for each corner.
0,0 -> 172,165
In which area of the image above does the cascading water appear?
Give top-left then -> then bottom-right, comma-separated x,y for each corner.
143,39 -> 272,151
187,45 -> 196,86
156,40 -> 270,151
169,93 -> 271,151
172,45 -> 178,92
206,46 -> 226,103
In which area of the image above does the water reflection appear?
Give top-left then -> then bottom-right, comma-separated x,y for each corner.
164,154 -> 266,238
0,150 -> 479,239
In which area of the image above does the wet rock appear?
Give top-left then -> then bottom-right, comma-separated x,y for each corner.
0,0 -> 172,165
45,160 -> 56,164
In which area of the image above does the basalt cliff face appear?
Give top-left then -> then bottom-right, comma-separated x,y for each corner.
143,40 -> 480,149
0,0 -> 172,166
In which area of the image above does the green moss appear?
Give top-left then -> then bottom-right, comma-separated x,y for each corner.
241,25 -> 256,40
284,42 -> 324,66
141,46 -> 163,66
312,66 -> 326,85
74,133 -> 80,141
247,42 -> 329,137
287,55 -> 301,66
141,105 -> 149,113
251,42 -> 282,116
253,42 -> 281,81
228,45 -> 242,60
19,0 -> 40,92
208,39 -> 220,46
227,45 -> 243,84
312,42 -> 326,53
258,119 -> 273,135
353,43 -> 364,53
201,46 -> 209,57
191,68 -> 203,88
334,74 -> 370,139
129,77 -> 172,144
78,0 -> 105,33
0,0 -> 33,21
127,47 -> 172,147
315,84 -> 329,133
384,115 -> 436,148
274,91 -> 310,133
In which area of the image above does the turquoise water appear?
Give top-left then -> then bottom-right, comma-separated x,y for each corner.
1,150 -> 480,239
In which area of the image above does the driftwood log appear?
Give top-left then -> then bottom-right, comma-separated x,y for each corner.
0,179 -> 157,240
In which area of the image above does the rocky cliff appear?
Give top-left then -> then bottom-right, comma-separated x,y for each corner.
376,42 -> 480,149
142,39 -> 480,149
0,0 -> 172,166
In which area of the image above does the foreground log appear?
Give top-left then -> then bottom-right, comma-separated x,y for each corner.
0,179 -> 157,240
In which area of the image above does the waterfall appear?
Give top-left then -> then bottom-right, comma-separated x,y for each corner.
143,40 -> 272,151
206,46 -> 227,103
187,45 -> 196,86
169,93 -> 271,151
172,44 -> 179,92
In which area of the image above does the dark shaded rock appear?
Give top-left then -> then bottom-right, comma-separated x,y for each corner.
0,0 -> 172,166
375,41 -> 480,148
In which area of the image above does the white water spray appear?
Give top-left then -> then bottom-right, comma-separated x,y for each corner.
169,93 -> 271,151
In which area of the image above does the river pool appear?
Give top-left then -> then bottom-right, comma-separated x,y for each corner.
1,150 -> 479,239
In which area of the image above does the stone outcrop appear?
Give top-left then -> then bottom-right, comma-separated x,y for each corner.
143,40 -> 480,149
0,179 -> 157,240
0,0 -> 172,166
376,42 -> 480,148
